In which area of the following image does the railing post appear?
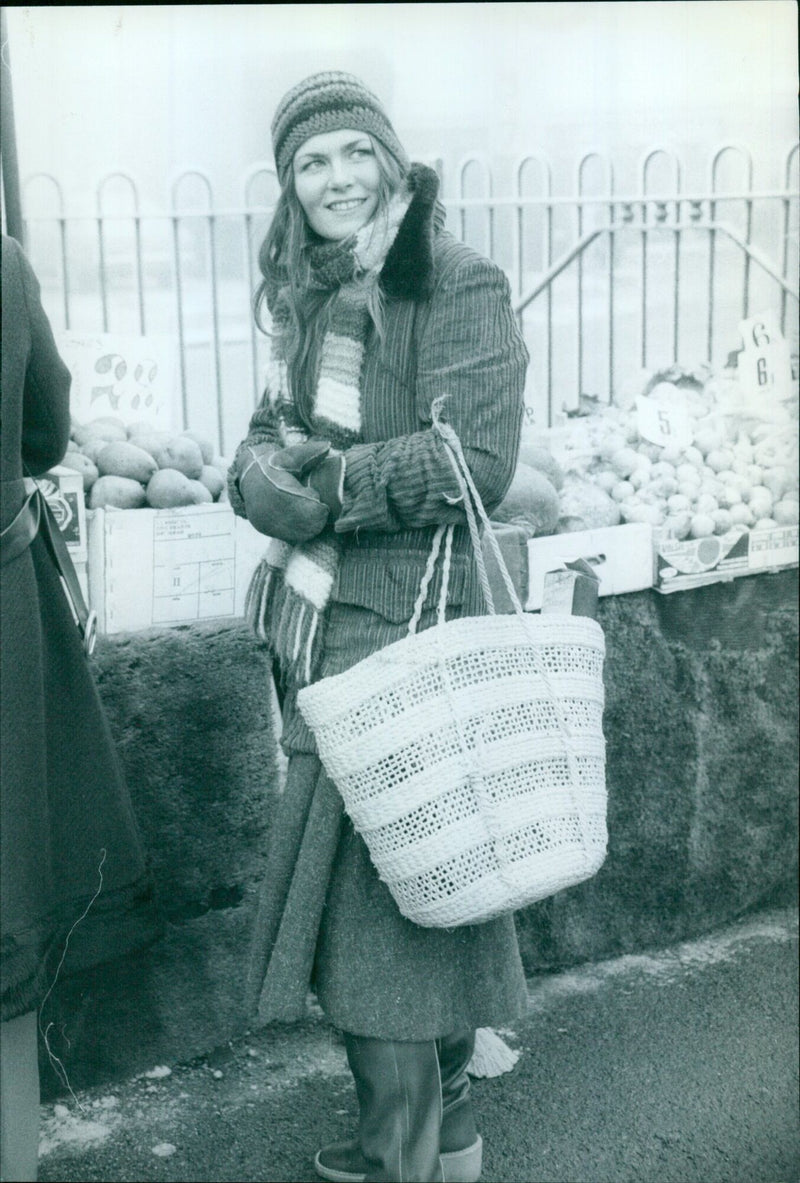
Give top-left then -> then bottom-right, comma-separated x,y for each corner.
96,172 -> 145,335
781,143 -> 799,336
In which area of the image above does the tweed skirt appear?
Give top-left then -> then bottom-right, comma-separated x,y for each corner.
246,600 -> 529,1040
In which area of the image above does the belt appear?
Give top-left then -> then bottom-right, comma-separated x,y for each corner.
1,478 -> 97,655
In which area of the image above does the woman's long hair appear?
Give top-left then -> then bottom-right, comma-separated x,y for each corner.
253,136 -> 407,422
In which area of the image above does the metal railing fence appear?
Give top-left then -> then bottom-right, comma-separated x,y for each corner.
20,141 -> 799,455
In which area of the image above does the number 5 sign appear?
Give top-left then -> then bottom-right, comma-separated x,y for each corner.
737,312 -> 792,403
635,390 -> 692,449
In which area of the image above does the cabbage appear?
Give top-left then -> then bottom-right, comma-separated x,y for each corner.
492,463 -> 560,537
556,475 -> 622,532
517,443 -> 565,491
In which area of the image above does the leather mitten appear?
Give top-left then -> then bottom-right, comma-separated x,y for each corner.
237,440 -> 330,542
307,454 -> 345,520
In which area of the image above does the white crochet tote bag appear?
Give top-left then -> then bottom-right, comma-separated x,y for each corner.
297,418 -> 607,928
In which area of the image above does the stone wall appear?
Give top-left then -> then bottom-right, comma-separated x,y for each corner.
38,570 -> 798,1098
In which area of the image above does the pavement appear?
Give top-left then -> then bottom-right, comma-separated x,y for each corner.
36,905 -> 799,1183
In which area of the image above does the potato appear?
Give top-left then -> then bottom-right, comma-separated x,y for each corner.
761,468 -> 789,501
146,468 -> 198,508
667,494 -> 692,513
80,416 -> 128,444
610,448 -> 639,479
126,420 -> 164,439
153,437 -> 204,480
198,465 -> 225,500
62,451 -> 99,492
773,499 -> 800,525
729,503 -> 755,527
96,441 -> 158,484
80,437 -> 114,464
610,480 -> 634,502
186,479 -> 213,504
689,513 -> 715,538
748,487 -> 774,520
661,512 -> 692,540
180,431 -> 215,466
695,492 -> 718,515
89,475 -> 147,510
127,429 -> 172,460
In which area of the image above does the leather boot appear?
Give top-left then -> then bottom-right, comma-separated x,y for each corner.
315,1031 -> 482,1183
436,1031 -> 482,1181
317,1033 -> 443,1182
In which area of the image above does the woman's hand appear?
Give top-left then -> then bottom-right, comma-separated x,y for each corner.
238,439 -> 332,542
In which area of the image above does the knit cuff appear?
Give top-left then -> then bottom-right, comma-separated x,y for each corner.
335,445 -> 398,533
226,455 -> 248,518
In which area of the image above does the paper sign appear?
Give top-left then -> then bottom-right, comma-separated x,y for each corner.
635,394 -> 692,450
58,331 -> 178,430
736,312 -> 793,403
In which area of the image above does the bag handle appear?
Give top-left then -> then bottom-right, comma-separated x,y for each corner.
431,402 -> 528,620
407,406 -> 528,634
430,409 -> 599,863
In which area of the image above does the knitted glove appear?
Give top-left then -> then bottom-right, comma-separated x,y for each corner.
237,440 -> 331,542
306,454 -> 346,522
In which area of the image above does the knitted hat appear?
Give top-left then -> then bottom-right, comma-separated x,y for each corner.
272,71 -> 410,184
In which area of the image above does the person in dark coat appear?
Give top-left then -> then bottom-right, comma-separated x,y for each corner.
228,73 -> 530,1183
0,234 -> 161,1182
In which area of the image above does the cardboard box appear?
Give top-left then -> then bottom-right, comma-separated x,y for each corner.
37,465 -> 88,563
541,559 -> 600,618
87,504 -> 268,634
525,523 -> 653,611
482,523 -> 529,613
654,524 -> 799,594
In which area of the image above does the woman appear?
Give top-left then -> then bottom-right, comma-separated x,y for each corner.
229,72 -> 529,1183
1,235 -> 161,1182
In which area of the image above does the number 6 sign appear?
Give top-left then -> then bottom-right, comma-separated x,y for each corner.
737,312 -> 792,404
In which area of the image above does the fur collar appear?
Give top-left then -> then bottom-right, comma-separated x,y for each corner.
380,163 -> 442,302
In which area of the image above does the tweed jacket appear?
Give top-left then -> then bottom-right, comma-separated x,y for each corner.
1,236 -> 160,1022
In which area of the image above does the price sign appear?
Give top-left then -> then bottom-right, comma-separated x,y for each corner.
57,331 -> 178,430
635,393 -> 692,450
737,312 -> 792,403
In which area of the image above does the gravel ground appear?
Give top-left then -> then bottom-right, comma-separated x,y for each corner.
37,905 -> 798,1183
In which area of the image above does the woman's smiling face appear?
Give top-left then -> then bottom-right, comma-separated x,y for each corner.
292,129 -> 382,241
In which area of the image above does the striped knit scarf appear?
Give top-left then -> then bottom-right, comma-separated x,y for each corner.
245,186 -> 412,687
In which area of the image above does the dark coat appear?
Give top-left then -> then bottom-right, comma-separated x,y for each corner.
238,173 -> 531,1039
1,235 -> 161,1023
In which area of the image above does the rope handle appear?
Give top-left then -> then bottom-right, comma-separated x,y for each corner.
432,409 -> 527,621
408,523 -> 447,635
407,409 -> 525,633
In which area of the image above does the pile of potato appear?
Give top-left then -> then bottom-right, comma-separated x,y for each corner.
63,417 -> 228,509
499,363 -> 799,540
